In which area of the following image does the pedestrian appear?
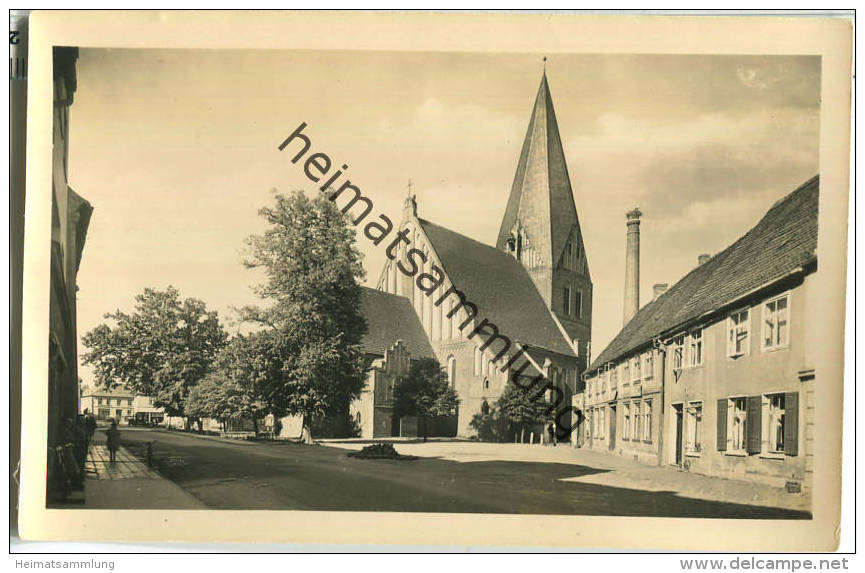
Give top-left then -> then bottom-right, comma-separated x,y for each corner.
274,418 -> 283,440
84,409 -> 97,447
105,419 -> 121,463
547,422 -> 557,447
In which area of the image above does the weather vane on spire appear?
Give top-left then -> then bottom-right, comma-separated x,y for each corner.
407,178 -> 414,197
543,56 -> 547,71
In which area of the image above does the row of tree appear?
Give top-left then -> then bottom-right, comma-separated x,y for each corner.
82,192 -> 368,442
81,191 -> 545,442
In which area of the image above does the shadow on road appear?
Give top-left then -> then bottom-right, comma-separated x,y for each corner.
116,429 -> 811,519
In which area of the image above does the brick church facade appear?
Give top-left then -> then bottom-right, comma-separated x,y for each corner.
351,72 -> 593,438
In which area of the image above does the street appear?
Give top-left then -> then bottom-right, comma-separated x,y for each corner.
109,428 -> 810,518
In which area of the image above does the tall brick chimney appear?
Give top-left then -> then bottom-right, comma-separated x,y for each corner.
623,207 -> 642,326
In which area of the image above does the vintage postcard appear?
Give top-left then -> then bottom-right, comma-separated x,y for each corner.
17,11 -> 852,550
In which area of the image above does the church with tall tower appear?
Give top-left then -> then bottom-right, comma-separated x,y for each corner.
351,70 -> 593,439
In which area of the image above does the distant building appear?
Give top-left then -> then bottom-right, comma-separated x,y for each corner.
80,388 -> 134,423
130,395 -> 165,426
580,176 -> 818,492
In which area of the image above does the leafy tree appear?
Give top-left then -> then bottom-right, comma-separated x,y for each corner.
241,191 -> 367,443
81,286 -> 227,427
496,382 -> 550,443
393,358 -> 460,442
469,404 -> 509,442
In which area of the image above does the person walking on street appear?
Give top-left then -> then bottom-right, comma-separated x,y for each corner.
547,422 -> 557,447
84,409 -> 97,448
105,419 -> 121,463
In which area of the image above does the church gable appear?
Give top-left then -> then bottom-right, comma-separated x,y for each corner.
555,224 -> 591,280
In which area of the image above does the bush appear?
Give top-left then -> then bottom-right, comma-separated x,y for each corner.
469,408 -> 510,442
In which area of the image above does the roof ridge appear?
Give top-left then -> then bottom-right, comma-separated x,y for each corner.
589,175 -> 819,372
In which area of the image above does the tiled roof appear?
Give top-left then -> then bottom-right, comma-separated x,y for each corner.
359,286 -> 435,359
419,218 -> 576,357
589,175 -> 819,371
84,388 -> 134,398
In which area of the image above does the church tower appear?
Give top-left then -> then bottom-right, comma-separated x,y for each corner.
496,70 -> 592,365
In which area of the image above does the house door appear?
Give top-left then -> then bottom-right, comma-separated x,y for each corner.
609,405 -> 616,451
674,404 -> 684,465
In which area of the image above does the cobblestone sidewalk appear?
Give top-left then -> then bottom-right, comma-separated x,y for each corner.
85,444 -> 160,480
83,442 -> 205,509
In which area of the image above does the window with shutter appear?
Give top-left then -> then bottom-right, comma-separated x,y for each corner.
784,392 -> 799,456
746,395 -> 762,454
717,399 -> 727,451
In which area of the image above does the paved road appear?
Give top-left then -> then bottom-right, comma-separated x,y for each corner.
118,428 -> 809,518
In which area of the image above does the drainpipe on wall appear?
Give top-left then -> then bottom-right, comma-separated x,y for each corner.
653,337 -> 666,467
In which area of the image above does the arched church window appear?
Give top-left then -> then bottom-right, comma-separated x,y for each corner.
447,355 -> 456,388
516,232 -> 523,260
355,411 -> 361,426
473,346 -> 481,376
483,379 -> 490,390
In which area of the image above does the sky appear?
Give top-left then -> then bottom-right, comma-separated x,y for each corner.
68,49 -> 820,381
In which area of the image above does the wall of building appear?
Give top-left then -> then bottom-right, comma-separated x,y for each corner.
581,346 -> 663,464
663,277 -> 812,489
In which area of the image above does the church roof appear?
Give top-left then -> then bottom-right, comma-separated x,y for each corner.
419,218 -> 576,357
496,72 -> 582,268
589,175 -> 819,372
359,287 -> 435,359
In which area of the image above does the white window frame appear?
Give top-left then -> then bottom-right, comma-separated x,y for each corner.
622,361 -> 630,385
643,400 -> 653,442
623,402 -> 630,441
633,399 -> 642,441
727,397 -> 748,455
632,356 -> 641,382
727,308 -> 751,357
643,352 -> 654,380
764,393 -> 786,455
687,327 -> 703,367
671,334 -> 685,371
685,401 -> 703,456
762,293 -> 791,351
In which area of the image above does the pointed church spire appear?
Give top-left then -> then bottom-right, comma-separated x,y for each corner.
496,70 -> 592,359
496,70 -> 582,275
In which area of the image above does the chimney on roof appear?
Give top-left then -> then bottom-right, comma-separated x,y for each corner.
652,283 -> 668,301
698,253 -> 711,266
623,207 -> 642,326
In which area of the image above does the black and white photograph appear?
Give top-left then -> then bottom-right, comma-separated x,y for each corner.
14,11 -> 853,553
